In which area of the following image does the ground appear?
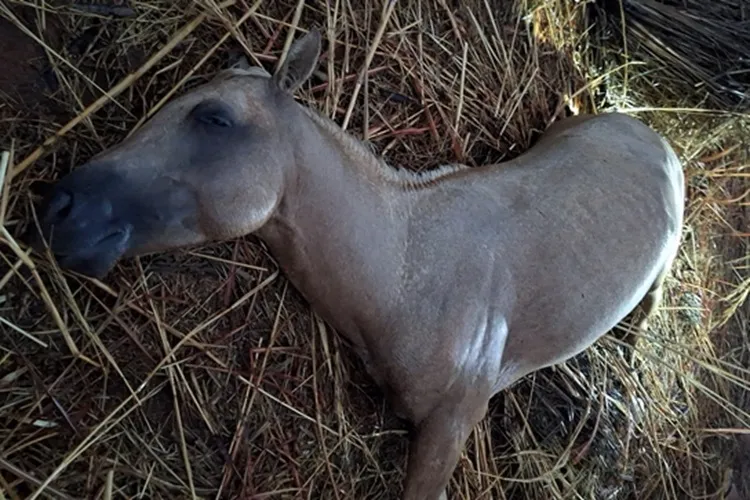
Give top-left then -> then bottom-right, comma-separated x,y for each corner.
0,1 -> 748,499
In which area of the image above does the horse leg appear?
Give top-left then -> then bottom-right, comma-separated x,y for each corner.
619,262 -> 671,361
402,396 -> 488,500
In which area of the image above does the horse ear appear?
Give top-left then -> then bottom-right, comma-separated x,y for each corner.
272,29 -> 322,94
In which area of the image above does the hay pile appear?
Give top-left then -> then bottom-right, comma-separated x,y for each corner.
0,0 -> 748,498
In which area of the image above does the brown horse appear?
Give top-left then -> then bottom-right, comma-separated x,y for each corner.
31,30 -> 685,500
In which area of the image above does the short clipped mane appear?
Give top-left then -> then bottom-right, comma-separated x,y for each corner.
298,104 -> 469,189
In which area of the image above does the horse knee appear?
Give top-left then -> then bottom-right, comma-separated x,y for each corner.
639,281 -> 664,320
633,284 -> 663,334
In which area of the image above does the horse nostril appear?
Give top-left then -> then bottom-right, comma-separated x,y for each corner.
46,189 -> 74,221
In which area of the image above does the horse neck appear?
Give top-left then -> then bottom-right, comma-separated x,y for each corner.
256,105 -> 410,317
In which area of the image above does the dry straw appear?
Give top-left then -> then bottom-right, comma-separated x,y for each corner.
0,0 -> 748,498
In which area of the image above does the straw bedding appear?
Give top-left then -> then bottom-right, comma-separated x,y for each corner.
0,0 -> 748,498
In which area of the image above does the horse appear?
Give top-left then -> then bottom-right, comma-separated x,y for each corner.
30,29 -> 685,499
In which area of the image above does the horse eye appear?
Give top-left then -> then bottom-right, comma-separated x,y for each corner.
198,113 -> 233,128
192,101 -> 235,128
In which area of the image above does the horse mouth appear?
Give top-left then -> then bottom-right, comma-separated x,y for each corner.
32,225 -> 133,279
